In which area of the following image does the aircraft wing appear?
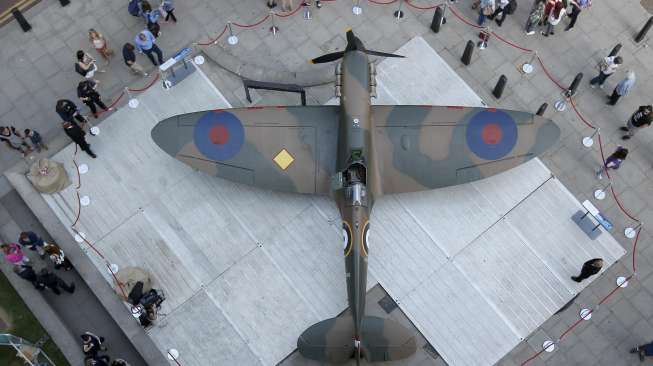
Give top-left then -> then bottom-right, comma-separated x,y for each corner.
151,106 -> 339,194
371,106 -> 560,194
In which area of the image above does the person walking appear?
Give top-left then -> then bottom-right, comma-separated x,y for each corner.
36,268 -> 75,295
0,126 -> 31,157
77,79 -> 111,118
122,43 -> 148,77
44,242 -> 73,271
18,231 -> 46,258
13,264 -> 40,287
488,0 -> 512,27
526,0 -> 545,34
621,105 -> 653,140
82,332 -> 107,357
134,29 -> 164,66
607,71 -> 636,105
63,121 -> 97,158
24,129 -> 48,153
541,1 -> 565,36
571,258 -> 603,282
477,0 -> 495,26
596,146 -> 627,179
89,29 -> 114,62
161,0 -> 176,22
1,243 -> 30,265
56,99 -> 88,125
590,55 -> 622,88
630,341 -> 653,362
565,0 -> 591,31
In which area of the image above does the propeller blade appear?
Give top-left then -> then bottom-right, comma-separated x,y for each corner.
310,51 -> 345,64
364,50 -> 405,58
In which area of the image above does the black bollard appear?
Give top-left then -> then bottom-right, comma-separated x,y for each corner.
11,8 -> 32,32
565,73 -> 583,97
492,75 -> 507,99
59,0 -> 70,6
608,43 -> 622,57
461,40 -> 474,66
635,16 -> 653,43
431,6 -> 444,33
536,103 -> 548,116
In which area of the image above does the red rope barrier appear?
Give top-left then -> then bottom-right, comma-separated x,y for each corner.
519,349 -> 546,366
448,6 -> 484,28
72,192 -> 82,227
276,4 -> 304,17
127,74 -> 161,93
95,92 -> 125,118
568,97 -> 596,129
196,25 -> 228,46
405,0 -> 441,10
535,55 -> 566,90
633,229 -> 641,273
490,31 -> 532,52
610,185 -> 639,222
368,0 -> 398,5
233,14 -> 270,28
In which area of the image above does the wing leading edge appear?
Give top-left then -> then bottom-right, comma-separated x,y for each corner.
371,105 -> 560,194
151,106 -> 339,194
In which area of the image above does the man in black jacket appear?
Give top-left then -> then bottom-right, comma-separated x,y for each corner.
621,105 -> 653,140
56,99 -> 88,125
77,80 -> 111,118
36,268 -> 75,295
63,121 -> 96,158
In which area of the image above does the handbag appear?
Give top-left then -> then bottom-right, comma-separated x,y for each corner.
482,5 -> 494,15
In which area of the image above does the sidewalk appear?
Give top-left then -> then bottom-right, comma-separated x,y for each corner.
1,1 -> 653,365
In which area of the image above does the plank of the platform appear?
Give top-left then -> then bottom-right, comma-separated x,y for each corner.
401,261 -> 518,366
453,219 -> 572,339
149,290 -> 262,366
205,248 -> 321,366
506,179 -> 627,295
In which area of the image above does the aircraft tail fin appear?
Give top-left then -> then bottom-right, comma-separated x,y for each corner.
297,315 -> 416,363
297,316 -> 355,364
360,316 -> 417,362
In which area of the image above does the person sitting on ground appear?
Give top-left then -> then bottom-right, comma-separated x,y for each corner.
43,242 -> 73,271
1,243 -> 29,265
0,126 -> 31,157
81,332 -> 107,358
18,231 -> 46,258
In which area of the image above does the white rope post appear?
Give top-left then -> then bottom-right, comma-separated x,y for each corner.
353,0 -> 362,15
269,11 -> 279,35
580,308 -> 592,320
167,349 -> 180,363
554,99 -> 567,111
227,22 -> 238,45
126,87 -> 139,109
582,127 -> 599,148
617,276 -> 629,288
543,340 -> 555,352
394,0 -> 404,19
594,182 -> 611,200
625,222 -> 642,239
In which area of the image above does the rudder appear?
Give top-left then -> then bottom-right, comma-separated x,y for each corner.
360,316 -> 417,362
297,316 -> 355,364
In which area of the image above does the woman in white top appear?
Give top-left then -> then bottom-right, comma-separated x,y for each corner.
541,1 -> 565,36
88,29 -> 114,62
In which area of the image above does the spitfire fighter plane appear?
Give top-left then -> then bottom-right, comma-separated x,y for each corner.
152,30 -> 560,364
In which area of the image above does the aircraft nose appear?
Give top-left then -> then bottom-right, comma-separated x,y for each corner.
151,116 -> 184,157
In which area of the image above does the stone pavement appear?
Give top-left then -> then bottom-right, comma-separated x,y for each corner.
1,0 -> 653,365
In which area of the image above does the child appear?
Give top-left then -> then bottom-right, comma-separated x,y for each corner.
1,243 -> 30,265
596,146 -> 628,179
24,129 -> 48,152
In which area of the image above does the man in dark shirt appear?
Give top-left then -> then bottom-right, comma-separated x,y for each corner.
122,43 -> 148,76
63,121 -> 96,158
56,99 -> 88,125
77,80 -> 111,118
36,268 -> 75,295
621,105 -> 653,140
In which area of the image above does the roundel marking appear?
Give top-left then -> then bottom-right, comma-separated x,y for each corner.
361,222 -> 370,257
194,111 -> 245,161
343,222 -> 353,257
466,110 -> 517,160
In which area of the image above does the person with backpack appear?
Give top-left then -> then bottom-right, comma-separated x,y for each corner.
565,0 -> 591,31
526,0 -> 546,35
596,146 -> 628,179
621,105 -> 653,140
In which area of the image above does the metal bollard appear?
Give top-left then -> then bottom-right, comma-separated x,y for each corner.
59,0 -> 70,6
11,8 -> 32,32
431,6 -> 444,33
565,73 -> 583,97
536,103 -> 548,116
608,43 -> 622,57
461,40 -> 474,66
492,75 -> 507,99
635,16 -> 653,43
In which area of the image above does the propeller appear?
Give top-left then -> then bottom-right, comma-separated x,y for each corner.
309,29 -> 404,64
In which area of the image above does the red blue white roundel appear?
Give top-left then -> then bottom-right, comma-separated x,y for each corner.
466,110 -> 517,160
194,111 -> 245,161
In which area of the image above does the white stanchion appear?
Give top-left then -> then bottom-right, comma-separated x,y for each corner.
582,128 -> 600,148
580,308 -> 592,320
78,164 -> 89,174
80,195 -> 91,206
269,12 -> 279,35
594,182 -> 611,200
353,0 -> 362,15
227,22 -> 238,45
625,223 -> 641,239
128,98 -> 140,109
554,100 -> 567,111
74,232 -> 86,243
167,349 -> 180,361
617,276 -> 629,288
394,0 -> 404,19
90,126 -> 100,136
108,263 -> 119,273
543,340 -> 555,352
193,55 -> 205,65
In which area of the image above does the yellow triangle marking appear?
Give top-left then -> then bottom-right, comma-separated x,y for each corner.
273,149 -> 295,170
